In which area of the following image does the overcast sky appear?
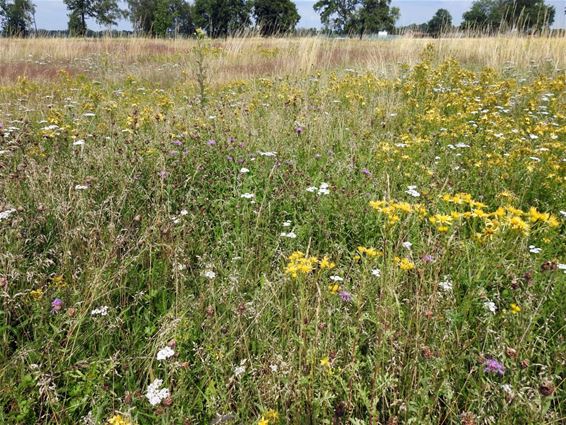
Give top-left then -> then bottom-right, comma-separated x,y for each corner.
31,0 -> 566,31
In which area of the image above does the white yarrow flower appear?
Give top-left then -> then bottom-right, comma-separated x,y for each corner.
528,245 -> 542,254
329,275 -> 343,282
234,365 -> 246,377
371,268 -> 381,277
156,346 -> 175,361
280,232 -> 297,239
0,208 -> 16,221
75,184 -> 89,190
239,167 -> 250,174
484,301 -> 497,314
402,241 -> 412,249
240,193 -> 255,199
203,270 -> 216,279
405,186 -> 420,197
90,306 -> 109,316
438,276 -> 453,292
145,379 -> 170,406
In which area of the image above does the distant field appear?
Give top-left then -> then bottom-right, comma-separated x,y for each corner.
0,36 -> 564,424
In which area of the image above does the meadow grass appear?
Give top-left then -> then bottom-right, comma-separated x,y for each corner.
0,36 -> 565,424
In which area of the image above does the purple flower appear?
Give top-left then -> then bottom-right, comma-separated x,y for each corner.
421,254 -> 435,264
207,139 -> 216,146
295,126 -> 303,135
171,140 -> 183,146
361,168 -> 372,176
484,358 -> 505,375
51,298 -> 63,313
158,170 -> 169,179
226,156 -> 234,161
339,290 -> 352,302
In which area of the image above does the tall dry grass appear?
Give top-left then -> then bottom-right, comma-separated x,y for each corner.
0,35 -> 564,84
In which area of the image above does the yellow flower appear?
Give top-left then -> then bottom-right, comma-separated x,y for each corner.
508,216 -> 529,235
320,356 -> 330,367
30,289 -> 44,300
396,257 -> 415,271
510,303 -> 521,314
357,246 -> 383,257
258,417 -> 269,425
319,256 -> 336,270
328,284 -> 340,294
107,415 -> 131,425
51,274 -> 65,288
265,410 -> 279,421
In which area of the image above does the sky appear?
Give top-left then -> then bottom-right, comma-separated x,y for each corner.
31,0 -> 566,31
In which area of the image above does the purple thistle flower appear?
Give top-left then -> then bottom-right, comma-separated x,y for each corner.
51,298 -> 63,313
171,140 -> 183,146
158,170 -> 169,179
421,254 -> 435,264
484,358 -> 505,376
207,139 -> 216,146
361,168 -> 372,176
295,126 -> 303,135
339,290 -> 352,302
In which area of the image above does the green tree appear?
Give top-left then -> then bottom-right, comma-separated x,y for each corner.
313,0 -> 358,34
193,0 -> 252,37
427,8 -> 452,37
127,0 -> 193,36
0,0 -> 35,36
354,0 -> 399,38
253,0 -> 300,36
64,0 -> 123,36
461,0 -> 554,32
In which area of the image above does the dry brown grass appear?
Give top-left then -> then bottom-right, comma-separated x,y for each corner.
0,35 -> 564,84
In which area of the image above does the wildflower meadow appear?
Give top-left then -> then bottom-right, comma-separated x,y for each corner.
0,36 -> 565,424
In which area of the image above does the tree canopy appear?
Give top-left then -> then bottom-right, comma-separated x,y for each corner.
313,0 -> 399,36
253,0 -> 300,36
64,0 -> 123,36
427,8 -> 452,36
0,0 -> 35,36
461,0 -> 555,32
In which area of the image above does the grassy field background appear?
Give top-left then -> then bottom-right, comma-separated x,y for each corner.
0,36 -> 565,424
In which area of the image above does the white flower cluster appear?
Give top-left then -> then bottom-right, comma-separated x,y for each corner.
438,276 -> 453,292
156,346 -> 175,361
405,185 -> 420,198
90,306 -> 109,316
145,378 -> 170,406
0,208 -> 16,221
306,182 -> 330,195
203,270 -> 216,280
484,301 -> 497,314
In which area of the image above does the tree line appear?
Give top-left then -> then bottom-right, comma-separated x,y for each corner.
0,0 -> 558,38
